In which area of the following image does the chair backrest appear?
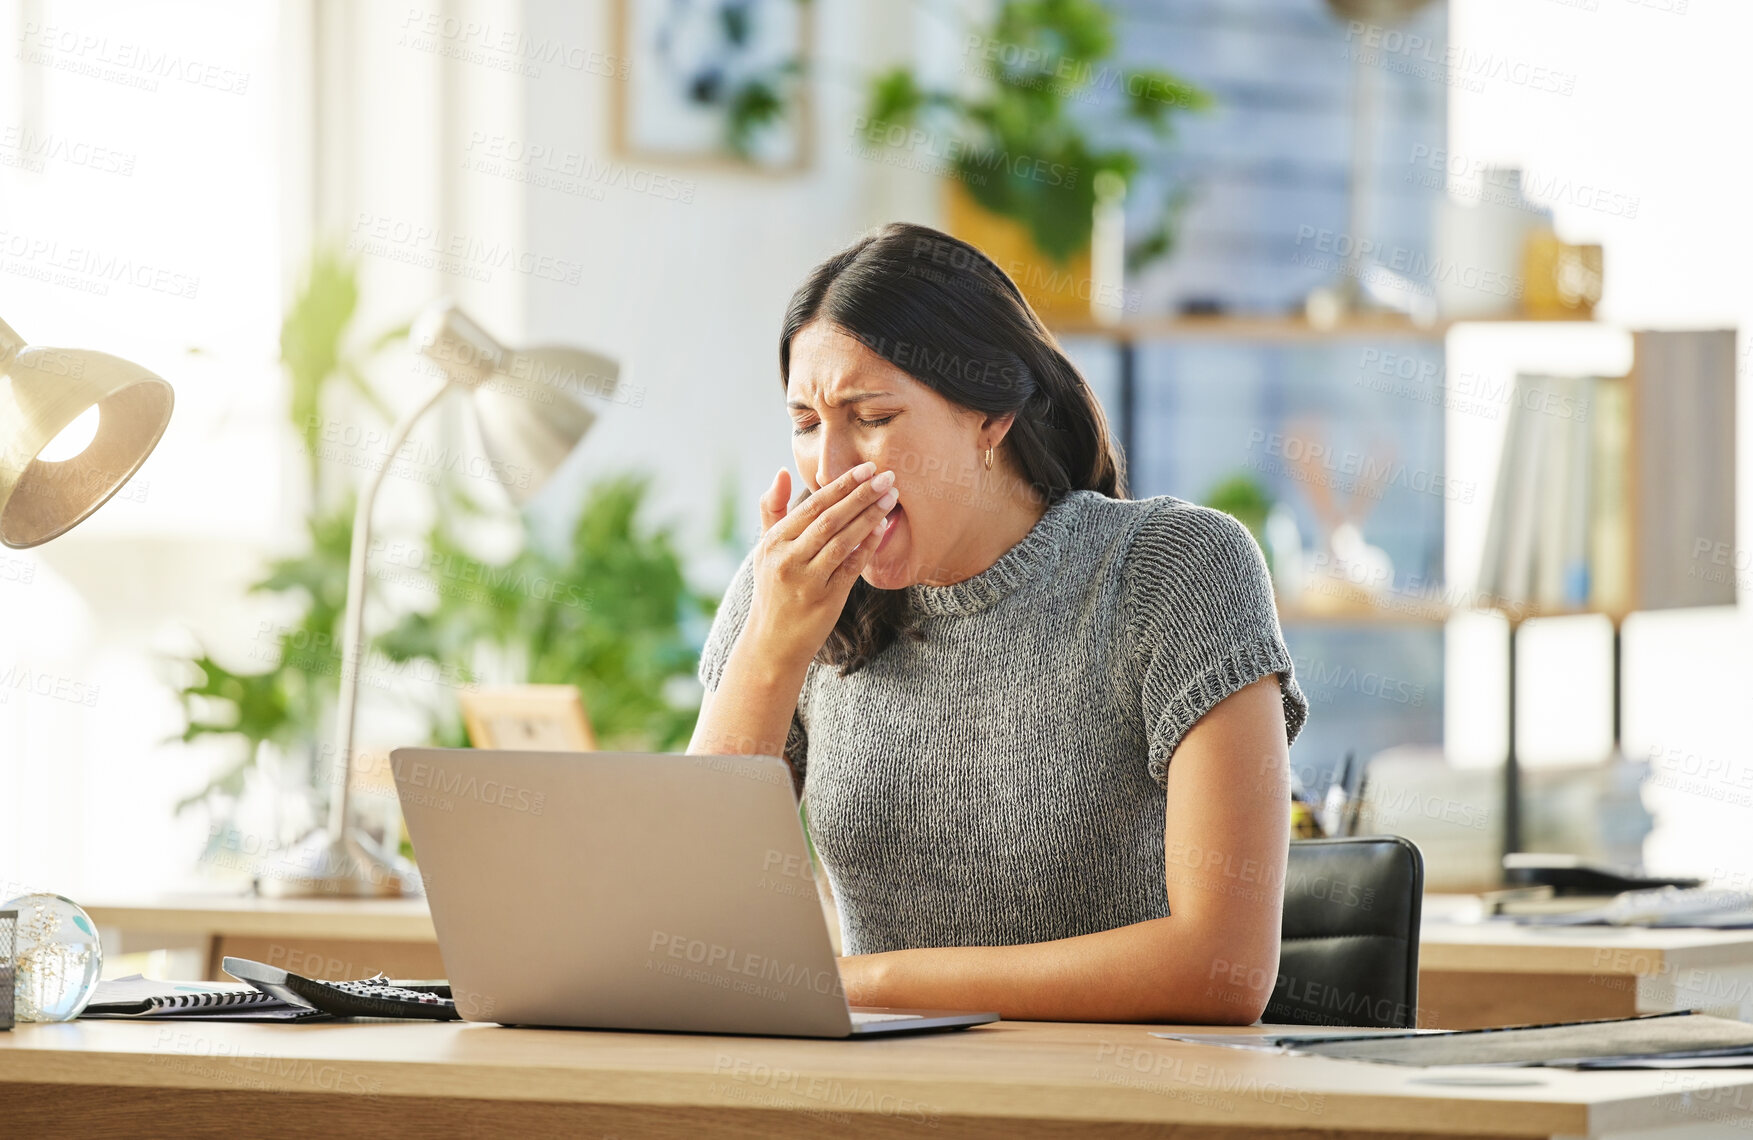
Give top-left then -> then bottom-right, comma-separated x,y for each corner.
1266,836 -> 1424,1029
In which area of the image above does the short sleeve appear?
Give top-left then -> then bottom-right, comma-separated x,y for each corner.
697,549 -> 809,781
1121,500 -> 1308,789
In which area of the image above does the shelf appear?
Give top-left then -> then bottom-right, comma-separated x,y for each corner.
1275,594 -> 1630,628
1277,600 -> 1448,626
1049,313 -> 1598,343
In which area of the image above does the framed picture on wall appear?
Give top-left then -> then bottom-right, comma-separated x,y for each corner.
612,0 -> 812,171
459,685 -> 598,752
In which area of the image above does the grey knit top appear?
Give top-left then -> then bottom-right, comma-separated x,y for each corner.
698,490 -> 1308,956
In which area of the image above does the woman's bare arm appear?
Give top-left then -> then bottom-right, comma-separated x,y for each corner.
835,675 -> 1291,1024
686,641 -> 807,761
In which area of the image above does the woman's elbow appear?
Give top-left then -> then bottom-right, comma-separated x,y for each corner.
1202,983 -> 1273,1026
1161,939 -> 1280,1025
1127,983 -> 1268,1026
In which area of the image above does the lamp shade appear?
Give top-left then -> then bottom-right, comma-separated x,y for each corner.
0,317 -> 174,549
410,302 -> 618,505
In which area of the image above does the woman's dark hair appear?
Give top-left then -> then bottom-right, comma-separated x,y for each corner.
779,221 -> 1124,675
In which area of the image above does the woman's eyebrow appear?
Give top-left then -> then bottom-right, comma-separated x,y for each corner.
786,390 -> 894,411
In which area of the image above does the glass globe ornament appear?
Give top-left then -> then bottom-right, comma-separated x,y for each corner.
2,893 -> 103,1022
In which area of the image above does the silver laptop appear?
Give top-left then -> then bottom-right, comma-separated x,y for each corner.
391,747 -> 999,1038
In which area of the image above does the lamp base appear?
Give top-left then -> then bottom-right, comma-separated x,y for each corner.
254,828 -> 417,898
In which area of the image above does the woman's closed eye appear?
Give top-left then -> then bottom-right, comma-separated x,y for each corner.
791,415 -> 895,436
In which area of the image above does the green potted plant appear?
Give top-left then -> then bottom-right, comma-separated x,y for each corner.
170,251 -> 725,865
860,0 -> 1210,317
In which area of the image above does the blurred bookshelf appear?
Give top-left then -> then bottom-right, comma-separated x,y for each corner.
1051,315 -> 1609,516
1050,313 -> 1595,343
1050,0 -> 1731,873
1468,329 -> 1737,858
1056,316 -> 1737,865
1274,600 -> 1448,626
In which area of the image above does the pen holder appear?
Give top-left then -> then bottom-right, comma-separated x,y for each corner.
1,909 -> 15,1030
1336,795 -> 1367,839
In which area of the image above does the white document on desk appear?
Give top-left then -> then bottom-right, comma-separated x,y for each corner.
1150,1029 -> 1448,1052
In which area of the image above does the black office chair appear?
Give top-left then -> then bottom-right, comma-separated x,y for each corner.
1264,836 -> 1424,1029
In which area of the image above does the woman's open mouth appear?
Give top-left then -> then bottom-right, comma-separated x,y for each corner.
876,502 -> 903,553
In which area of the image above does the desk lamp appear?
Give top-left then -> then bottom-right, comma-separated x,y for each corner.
0,317 -> 173,1027
0,317 -> 174,548
261,302 -> 618,896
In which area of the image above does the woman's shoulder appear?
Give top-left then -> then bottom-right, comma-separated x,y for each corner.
1062,492 -> 1262,569
1096,494 -> 1274,617
1126,494 -> 1261,559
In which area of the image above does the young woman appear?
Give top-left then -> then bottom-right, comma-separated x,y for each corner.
688,223 -> 1307,1024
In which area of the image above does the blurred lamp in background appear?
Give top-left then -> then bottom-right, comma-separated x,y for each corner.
262,301 -> 619,896
0,316 -> 174,549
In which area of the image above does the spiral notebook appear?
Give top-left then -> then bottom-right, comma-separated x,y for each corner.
80,974 -> 325,1020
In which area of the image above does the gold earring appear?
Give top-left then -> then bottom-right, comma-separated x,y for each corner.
983,446 -> 994,471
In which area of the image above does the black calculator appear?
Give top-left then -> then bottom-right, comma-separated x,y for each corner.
223,956 -> 460,1020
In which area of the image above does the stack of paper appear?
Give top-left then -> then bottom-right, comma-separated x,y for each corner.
1155,1011 -> 1753,1069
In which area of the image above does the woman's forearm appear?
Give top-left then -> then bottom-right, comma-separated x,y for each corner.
689,461 -> 888,765
687,634 -> 809,762
838,916 -> 1275,1025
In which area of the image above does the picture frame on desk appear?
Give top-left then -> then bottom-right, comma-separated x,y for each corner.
459,685 -> 597,752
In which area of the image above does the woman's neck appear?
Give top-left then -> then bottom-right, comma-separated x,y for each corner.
919,474 -> 1051,587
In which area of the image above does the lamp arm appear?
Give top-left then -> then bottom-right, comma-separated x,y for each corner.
324,375 -> 456,841
0,316 -> 22,365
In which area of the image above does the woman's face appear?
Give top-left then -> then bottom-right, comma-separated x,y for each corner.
786,320 -> 1007,590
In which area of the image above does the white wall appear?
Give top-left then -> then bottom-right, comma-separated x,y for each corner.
0,0 -> 541,896
0,0 -> 942,897
1444,0 -> 1753,876
513,0 -> 941,578
1,0 -> 292,895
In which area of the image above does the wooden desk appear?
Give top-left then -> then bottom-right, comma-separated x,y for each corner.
3,1018 -> 1751,1137
84,897 -> 441,982
87,895 -> 1753,1032
1418,898 -> 1753,1029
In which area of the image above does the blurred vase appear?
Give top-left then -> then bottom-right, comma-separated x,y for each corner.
1432,167 -> 1544,320
944,181 -> 1095,322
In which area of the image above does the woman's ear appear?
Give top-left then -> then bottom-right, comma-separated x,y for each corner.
979,410 -> 1018,450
